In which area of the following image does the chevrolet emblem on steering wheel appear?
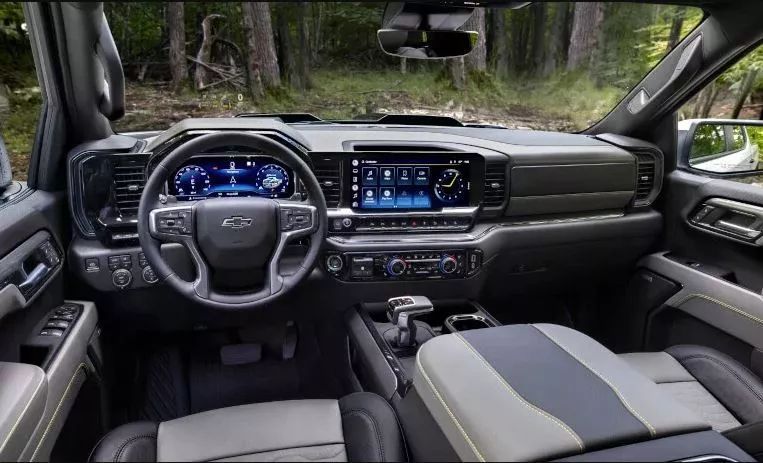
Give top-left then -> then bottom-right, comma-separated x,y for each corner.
221,216 -> 253,228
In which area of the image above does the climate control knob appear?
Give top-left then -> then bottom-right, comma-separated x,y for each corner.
386,258 -> 407,276
439,255 -> 458,275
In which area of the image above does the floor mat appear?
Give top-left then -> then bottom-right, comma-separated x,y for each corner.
125,319 -> 350,423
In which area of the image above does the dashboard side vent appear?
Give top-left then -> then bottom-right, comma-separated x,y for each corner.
634,152 -> 657,205
312,157 -> 341,208
483,161 -> 508,208
113,154 -> 147,216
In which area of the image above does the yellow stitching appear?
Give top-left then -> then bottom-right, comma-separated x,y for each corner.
30,363 -> 88,461
534,326 -> 657,437
677,293 -> 763,326
453,334 -> 585,452
0,369 -> 45,454
416,356 -> 485,462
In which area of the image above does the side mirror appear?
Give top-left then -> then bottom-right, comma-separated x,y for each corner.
686,121 -> 763,174
377,29 -> 476,59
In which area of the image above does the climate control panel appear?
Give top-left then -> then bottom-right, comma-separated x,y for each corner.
324,249 -> 483,281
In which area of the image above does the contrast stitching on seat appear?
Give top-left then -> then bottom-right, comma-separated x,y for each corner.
0,369 -> 45,456
341,408 -> 384,461
677,294 -> 763,327
204,443 -> 346,462
415,356 -> 485,462
113,434 -> 157,462
532,326 -> 658,437
453,334 -> 585,452
678,353 -> 763,409
30,363 -> 88,461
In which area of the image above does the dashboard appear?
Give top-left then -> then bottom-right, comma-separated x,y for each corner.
66,118 -> 663,294
168,154 -> 294,201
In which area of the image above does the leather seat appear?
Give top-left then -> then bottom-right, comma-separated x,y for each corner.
620,345 -> 763,459
90,392 -> 406,462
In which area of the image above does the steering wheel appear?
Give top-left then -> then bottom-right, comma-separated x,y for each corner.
137,132 -> 327,310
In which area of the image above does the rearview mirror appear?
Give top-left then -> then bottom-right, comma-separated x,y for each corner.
377,29 -> 476,59
686,121 -> 763,174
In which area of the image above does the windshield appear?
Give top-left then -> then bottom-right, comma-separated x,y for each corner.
110,2 -> 702,133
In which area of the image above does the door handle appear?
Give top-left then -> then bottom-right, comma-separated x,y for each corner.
18,263 -> 50,292
715,220 -> 762,239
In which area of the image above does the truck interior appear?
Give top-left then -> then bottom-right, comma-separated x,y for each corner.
2,0 -> 763,461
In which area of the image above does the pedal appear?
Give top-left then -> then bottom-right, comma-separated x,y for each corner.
282,321 -> 298,360
220,343 -> 262,366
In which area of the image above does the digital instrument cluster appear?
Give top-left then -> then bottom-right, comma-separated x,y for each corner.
168,155 -> 294,200
344,153 -> 483,210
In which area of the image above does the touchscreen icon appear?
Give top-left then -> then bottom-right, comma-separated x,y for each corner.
395,189 -> 412,207
362,167 -> 378,186
379,187 -> 395,206
413,189 -> 431,208
397,167 -> 412,186
380,168 -> 394,186
362,188 -> 377,207
414,167 -> 430,186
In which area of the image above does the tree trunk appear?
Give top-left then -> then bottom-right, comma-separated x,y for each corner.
449,57 -> 466,90
567,2 -> 603,71
464,9 -> 487,72
665,6 -> 686,53
298,2 -> 312,89
311,2 -> 323,64
731,68 -> 760,119
400,58 -> 407,74
694,81 -> 719,118
242,2 -> 280,92
276,10 -> 300,90
168,2 -> 187,92
490,9 -> 509,78
530,3 -> 547,75
543,3 -> 567,77
194,14 -> 223,90
511,9 -> 530,74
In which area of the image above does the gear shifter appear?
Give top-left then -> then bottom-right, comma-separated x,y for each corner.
387,295 -> 434,348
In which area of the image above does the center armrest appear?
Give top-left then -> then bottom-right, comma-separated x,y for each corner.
413,324 -> 709,462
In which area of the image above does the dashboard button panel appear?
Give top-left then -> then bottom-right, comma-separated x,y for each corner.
329,214 -> 473,233
325,249 -> 482,281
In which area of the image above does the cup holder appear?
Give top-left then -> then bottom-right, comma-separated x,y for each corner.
444,314 -> 496,333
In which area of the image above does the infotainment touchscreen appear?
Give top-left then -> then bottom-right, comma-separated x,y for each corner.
343,153 -> 484,210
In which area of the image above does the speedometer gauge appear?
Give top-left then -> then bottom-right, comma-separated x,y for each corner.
174,165 -> 210,197
255,164 -> 290,196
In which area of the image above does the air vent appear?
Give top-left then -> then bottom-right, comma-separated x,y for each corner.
634,152 -> 657,204
113,154 -> 147,216
483,161 -> 507,208
312,157 -> 341,208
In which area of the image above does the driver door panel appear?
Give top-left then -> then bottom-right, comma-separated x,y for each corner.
0,190 -> 100,461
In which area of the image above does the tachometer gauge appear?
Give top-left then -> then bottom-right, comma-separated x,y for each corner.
255,164 -> 290,196
434,168 -> 466,203
174,165 -> 210,197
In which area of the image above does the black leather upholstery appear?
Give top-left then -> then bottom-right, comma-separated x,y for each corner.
339,392 -> 407,463
90,422 -> 158,462
666,345 -> 763,425
90,393 -> 405,462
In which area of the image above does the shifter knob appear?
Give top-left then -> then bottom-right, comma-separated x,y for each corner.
387,295 -> 434,348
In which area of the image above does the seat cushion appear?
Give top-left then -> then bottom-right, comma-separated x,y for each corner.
90,392 -> 405,462
620,345 -> 763,432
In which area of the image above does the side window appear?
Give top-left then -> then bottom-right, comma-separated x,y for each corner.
679,44 -> 762,178
0,2 -> 41,181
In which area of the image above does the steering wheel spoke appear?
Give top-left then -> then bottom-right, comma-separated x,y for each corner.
278,202 -> 319,241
